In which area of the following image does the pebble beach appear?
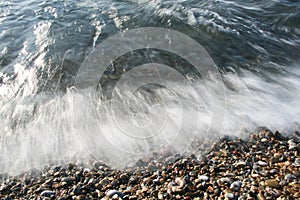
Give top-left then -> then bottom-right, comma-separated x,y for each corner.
0,129 -> 299,200
1,0 -> 300,199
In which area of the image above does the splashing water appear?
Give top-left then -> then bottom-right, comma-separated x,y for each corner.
0,0 -> 300,174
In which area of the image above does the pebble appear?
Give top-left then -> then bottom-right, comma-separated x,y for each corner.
235,161 -> 246,167
230,181 -> 242,191
261,138 -> 268,143
284,174 -> 294,182
218,177 -> 231,184
120,173 -> 129,182
175,177 -> 185,188
225,192 -> 234,199
198,175 -> 209,182
40,190 -> 54,197
83,168 -> 91,173
257,161 -> 268,166
189,171 -> 197,177
294,158 -> 300,166
288,139 -> 296,150
269,169 -> 278,174
257,192 -> 266,200
106,190 -> 125,198
158,192 -> 163,199
0,185 -> 10,195
72,187 -> 82,195
265,179 -> 280,189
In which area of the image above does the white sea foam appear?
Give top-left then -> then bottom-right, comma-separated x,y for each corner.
0,61 -> 299,174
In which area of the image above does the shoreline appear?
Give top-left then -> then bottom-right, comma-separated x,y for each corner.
0,129 -> 299,199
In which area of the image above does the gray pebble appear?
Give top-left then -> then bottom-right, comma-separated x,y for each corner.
106,190 -> 125,198
198,175 -> 209,182
225,192 -> 234,199
257,161 -> 268,166
230,181 -> 242,191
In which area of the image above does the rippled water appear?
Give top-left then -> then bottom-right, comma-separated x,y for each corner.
0,0 -> 300,173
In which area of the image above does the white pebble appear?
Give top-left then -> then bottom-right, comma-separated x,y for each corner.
261,138 -> 268,142
258,161 -> 268,166
225,192 -> 234,199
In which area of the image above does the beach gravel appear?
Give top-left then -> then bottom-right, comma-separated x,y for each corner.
0,129 -> 299,199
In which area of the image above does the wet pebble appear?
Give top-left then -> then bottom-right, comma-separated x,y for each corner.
235,161 -> 246,167
106,190 -> 125,198
294,158 -> 300,166
257,161 -> 268,166
225,192 -> 234,199
230,181 -> 242,191
40,190 -> 54,197
198,175 -> 209,182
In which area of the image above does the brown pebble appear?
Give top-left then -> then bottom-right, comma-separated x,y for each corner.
265,179 -> 280,189
76,195 -> 85,200
129,195 -> 138,200
257,192 -> 266,200
293,192 -> 300,198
